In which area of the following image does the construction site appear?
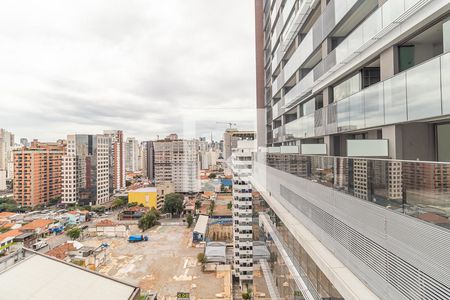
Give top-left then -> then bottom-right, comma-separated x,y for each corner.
81,222 -> 232,300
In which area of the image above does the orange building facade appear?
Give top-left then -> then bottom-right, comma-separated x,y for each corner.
13,140 -> 65,207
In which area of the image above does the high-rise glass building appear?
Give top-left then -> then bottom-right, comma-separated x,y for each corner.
254,0 -> 450,299
62,134 -> 111,205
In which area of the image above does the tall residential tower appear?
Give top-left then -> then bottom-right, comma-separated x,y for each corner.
254,0 -> 450,299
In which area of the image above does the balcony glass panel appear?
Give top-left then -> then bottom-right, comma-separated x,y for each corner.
285,118 -> 301,140
364,83 -> 385,127
304,114 -> 314,138
349,93 -> 365,130
442,52 -> 450,115
406,57 -> 442,120
263,153 -> 450,230
326,103 -> 338,135
337,98 -> 350,132
347,26 -> 364,54
362,9 -> 382,44
384,72 -> 407,124
381,0 -> 404,27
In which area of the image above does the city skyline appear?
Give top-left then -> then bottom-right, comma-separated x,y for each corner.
0,0 -> 256,141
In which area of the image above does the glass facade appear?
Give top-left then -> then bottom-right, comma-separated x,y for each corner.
259,207 -> 343,300
265,153 -> 450,230
279,52 -> 449,142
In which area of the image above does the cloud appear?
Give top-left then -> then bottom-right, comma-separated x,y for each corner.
0,0 -> 256,142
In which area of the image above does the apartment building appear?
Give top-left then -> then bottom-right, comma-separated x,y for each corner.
230,136 -> 257,290
154,135 -> 200,193
0,170 -> 6,191
254,0 -> 450,299
125,137 -> 140,172
13,140 -> 64,207
62,134 -> 111,205
143,141 -> 155,181
0,129 -> 15,180
103,130 -> 126,192
223,129 -> 257,161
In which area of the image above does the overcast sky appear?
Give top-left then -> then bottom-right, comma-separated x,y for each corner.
0,0 -> 256,142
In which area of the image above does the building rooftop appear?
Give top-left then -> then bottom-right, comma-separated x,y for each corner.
20,219 -> 54,231
95,219 -> 117,227
0,229 -> 23,242
130,187 -> 157,193
0,212 -> 17,219
0,250 -> 139,300
193,215 -> 209,235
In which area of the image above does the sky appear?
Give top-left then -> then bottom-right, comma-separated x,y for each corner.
0,0 -> 256,142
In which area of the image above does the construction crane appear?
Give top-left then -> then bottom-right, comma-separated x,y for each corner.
216,122 -> 237,128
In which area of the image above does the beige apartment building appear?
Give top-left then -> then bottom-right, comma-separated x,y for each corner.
154,134 -> 200,193
13,140 -> 65,207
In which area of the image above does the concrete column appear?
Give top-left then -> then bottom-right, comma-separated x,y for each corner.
380,47 -> 397,80
382,125 -> 401,159
322,87 -> 332,107
321,38 -> 331,59
324,135 -> 334,156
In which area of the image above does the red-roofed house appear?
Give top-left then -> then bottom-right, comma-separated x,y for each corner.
20,219 -> 54,237
0,229 -> 23,254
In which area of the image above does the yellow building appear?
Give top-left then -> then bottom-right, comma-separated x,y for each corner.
128,187 -> 158,209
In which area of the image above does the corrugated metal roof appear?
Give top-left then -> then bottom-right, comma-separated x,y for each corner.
193,215 -> 209,235
0,252 -> 139,300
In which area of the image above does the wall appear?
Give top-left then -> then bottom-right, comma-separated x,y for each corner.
128,191 -> 157,209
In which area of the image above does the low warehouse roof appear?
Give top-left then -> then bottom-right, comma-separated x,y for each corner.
193,215 -> 209,236
0,249 -> 140,300
205,242 -> 226,263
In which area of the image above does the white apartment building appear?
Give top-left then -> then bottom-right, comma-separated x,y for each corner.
0,170 -> 6,191
232,179 -> 254,289
229,134 -> 256,290
0,129 -> 14,180
125,137 -> 140,172
231,140 -> 256,178
62,134 -> 111,205
154,138 -> 200,193
199,149 -> 219,170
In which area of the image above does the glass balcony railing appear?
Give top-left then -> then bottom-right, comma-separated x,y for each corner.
314,0 -> 432,82
281,0 -> 358,94
262,153 -> 450,230
285,51 -> 450,139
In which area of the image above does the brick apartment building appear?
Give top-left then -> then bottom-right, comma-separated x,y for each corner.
13,140 -> 65,207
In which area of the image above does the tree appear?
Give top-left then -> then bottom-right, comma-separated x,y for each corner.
138,211 -> 159,232
163,193 -> 184,216
91,206 -> 105,214
197,252 -> 206,271
49,197 -> 61,206
67,227 -> 81,240
208,200 -> 215,216
112,197 -> 127,209
227,201 -> 232,210
186,214 -> 194,228
208,173 -> 216,179
195,200 -> 201,210
242,288 -> 252,300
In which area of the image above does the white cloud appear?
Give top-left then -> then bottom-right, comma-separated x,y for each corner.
0,0 -> 256,141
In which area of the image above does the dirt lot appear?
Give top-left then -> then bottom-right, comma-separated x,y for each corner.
82,223 -> 229,299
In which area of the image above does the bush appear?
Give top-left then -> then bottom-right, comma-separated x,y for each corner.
138,211 -> 159,232
67,227 -> 81,240
186,214 -> 194,228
